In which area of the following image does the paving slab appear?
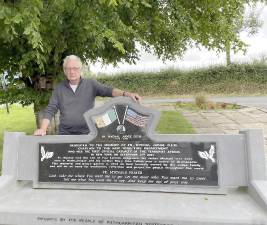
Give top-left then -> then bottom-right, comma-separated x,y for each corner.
242,123 -> 266,129
187,120 -> 214,128
254,117 -> 267,123
208,117 -> 235,125
194,128 -> 224,134
222,130 -> 240,134
199,112 -> 226,117
222,111 -> 257,122
179,107 -> 267,163
216,124 -> 241,130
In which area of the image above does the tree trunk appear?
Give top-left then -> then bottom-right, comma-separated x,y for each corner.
32,72 -> 58,134
225,41 -> 231,66
5,103 -> 9,114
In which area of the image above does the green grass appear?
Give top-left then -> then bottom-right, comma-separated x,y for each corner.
156,111 -> 195,134
0,106 -> 194,173
0,105 -> 36,172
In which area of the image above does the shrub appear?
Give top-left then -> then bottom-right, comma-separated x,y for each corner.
195,95 -> 208,109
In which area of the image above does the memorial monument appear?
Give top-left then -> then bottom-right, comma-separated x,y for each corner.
0,97 -> 267,225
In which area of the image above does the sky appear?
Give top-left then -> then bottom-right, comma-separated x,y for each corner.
90,5 -> 267,75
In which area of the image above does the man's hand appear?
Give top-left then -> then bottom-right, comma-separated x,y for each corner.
34,128 -> 47,136
124,92 -> 142,103
112,88 -> 142,103
33,119 -> 50,136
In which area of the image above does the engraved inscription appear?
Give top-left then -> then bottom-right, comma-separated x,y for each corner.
39,142 -> 218,186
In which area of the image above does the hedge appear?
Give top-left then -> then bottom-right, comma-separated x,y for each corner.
97,63 -> 267,95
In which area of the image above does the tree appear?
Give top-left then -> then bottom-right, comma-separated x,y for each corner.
224,4 -> 264,65
0,0 -> 265,128
0,72 -> 9,113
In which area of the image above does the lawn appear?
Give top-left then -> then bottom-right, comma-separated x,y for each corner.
156,111 -> 195,134
0,105 -> 36,172
0,105 -> 194,173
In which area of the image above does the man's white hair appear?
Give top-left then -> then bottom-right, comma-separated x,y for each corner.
63,55 -> 82,68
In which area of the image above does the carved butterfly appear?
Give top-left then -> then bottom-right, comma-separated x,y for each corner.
198,145 -> 215,163
40,146 -> 54,161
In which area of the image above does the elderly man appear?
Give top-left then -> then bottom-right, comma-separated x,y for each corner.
34,55 -> 141,135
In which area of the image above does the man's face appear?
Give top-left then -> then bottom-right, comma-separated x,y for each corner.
64,59 -> 82,84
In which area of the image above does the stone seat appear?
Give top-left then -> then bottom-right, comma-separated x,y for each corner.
0,178 -> 266,225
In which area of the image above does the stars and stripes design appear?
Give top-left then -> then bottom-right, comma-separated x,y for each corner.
125,108 -> 148,127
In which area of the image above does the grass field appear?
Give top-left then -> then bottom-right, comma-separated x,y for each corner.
0,105 -> 36,172
0,105 -> 194,173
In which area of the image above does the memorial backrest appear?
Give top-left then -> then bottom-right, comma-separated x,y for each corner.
2,97 -> 266,194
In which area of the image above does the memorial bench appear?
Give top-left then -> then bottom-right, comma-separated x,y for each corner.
0,97 -> 267,225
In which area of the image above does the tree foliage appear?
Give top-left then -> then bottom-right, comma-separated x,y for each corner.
224,4 -> 264,65
0,0 -> 265,106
